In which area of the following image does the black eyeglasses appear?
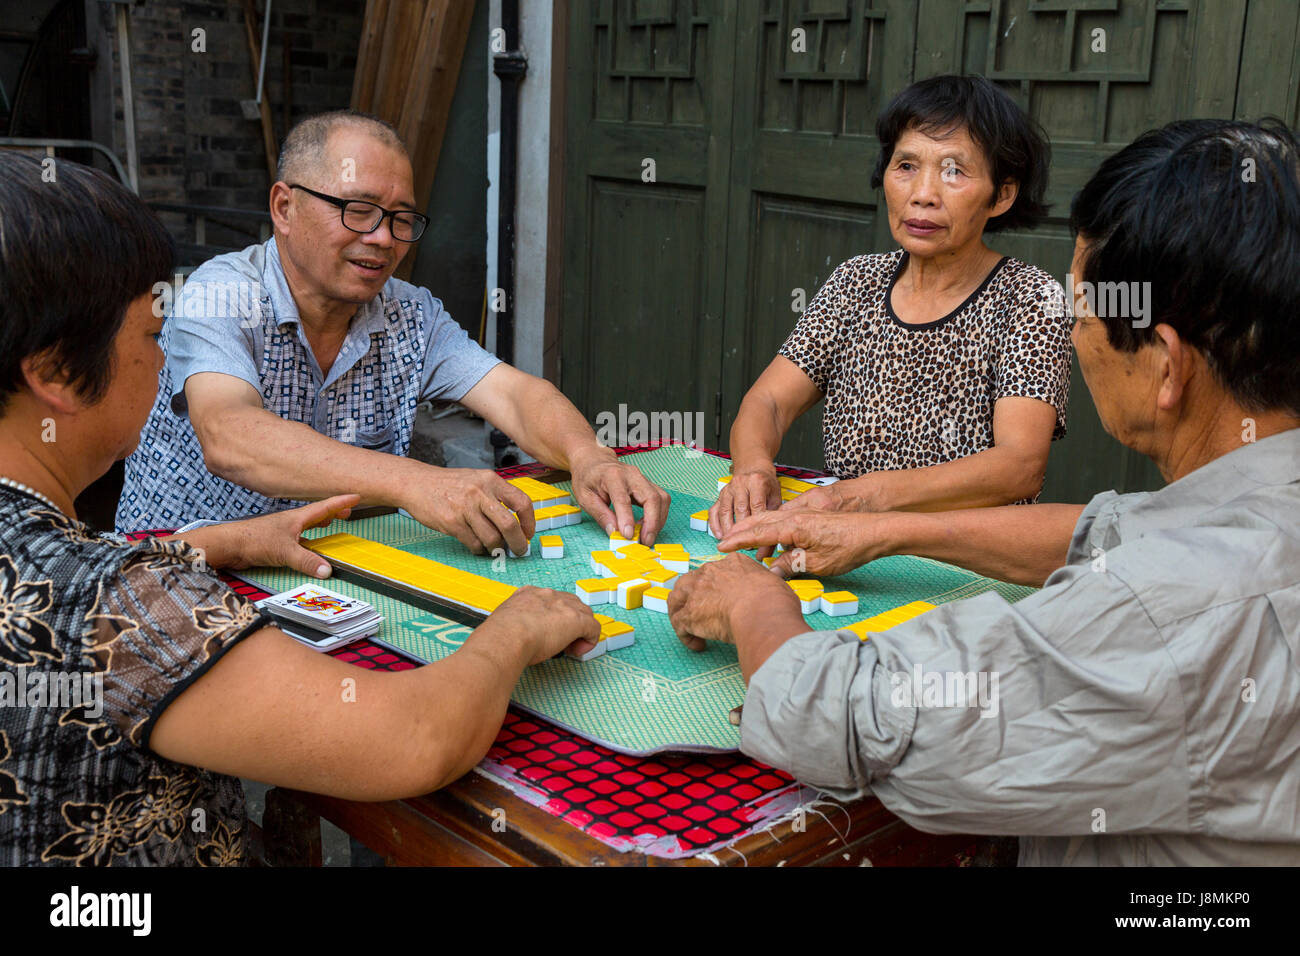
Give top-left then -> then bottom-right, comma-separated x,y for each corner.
289,184 -> 429,242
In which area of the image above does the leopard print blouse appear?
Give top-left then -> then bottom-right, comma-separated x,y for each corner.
779,250 -> 1071,502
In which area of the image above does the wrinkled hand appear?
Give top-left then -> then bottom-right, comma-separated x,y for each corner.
404,467 -> 536,556
200,494 -> 363,577
569,452 -> 671,544
717,509 -> 892,578
667,553 -> 801,652
779,480 -> 860,515
708,469 -> 782,539
487,586 -> 601,664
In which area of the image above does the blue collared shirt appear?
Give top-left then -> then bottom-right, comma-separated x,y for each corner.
117,238 -> 499,529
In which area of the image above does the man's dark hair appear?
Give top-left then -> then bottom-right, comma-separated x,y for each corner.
1071,118 -> 1300,416
870,74 -> 1050,232
0,153 -> 174,414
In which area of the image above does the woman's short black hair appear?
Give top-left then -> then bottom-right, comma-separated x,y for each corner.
871,74 -> 1050,232
0,153 -> 174,414
1071,118 -> 1300,416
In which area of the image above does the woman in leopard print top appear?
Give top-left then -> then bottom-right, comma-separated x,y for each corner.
712,75 -> 1072,536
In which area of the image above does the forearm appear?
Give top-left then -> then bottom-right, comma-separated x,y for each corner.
202,405 -> 427,506
156,525 -> 245,568
411,622 -> 535,791
492,376 -> 615,472
729,600 -> 812,684
849,445 -> 1046,513
881,504 -> 1083,586
728,392 -> 788,476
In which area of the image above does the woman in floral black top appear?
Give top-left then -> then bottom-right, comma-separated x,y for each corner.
0,154 -> 598,865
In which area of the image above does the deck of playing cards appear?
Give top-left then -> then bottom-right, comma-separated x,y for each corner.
260,584 -> 382,650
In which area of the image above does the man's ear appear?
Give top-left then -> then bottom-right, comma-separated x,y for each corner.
269,181 -> 294,235
991,179 -> 1019,218
20,352 -> 83,417
1152,322 -> 1193,412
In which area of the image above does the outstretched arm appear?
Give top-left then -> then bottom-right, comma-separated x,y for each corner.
718,502 -> 1084,588
459,364 -> 672,544
711,356 -> 824,538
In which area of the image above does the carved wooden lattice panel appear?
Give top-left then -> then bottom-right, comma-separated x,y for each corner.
565,1 -> 1284,499
593,0 -> 709,126
758,0 -> 892,134
955,0 -> 1196,147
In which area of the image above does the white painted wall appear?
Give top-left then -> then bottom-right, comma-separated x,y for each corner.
486,0 -> 552,378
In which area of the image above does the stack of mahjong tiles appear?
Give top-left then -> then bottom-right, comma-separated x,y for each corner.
507,476 -> 583,531
689,474 -> 834,537
840,600 -> 935,640
784,578 -> 859,616
573,535 -> 692,620
304,532 -> 634,661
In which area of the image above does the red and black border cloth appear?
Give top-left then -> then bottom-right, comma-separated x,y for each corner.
141,442 -> 826,858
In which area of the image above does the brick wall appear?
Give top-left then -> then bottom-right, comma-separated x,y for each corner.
105,0 -> 363,250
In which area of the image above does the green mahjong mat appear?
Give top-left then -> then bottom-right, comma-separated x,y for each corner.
241,445 -> 1037,754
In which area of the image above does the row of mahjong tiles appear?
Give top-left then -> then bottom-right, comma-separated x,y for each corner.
304,475 -> 934,662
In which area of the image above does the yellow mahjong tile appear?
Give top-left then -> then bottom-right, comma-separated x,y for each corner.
777,475 -> 817,494
642,566 -> 676,587
608,524 -> 643,546
616,578 -> 651,609
600,619 -> 634,640
787,579 -> 823,595
842,601 -> 936,641
616,543 -> 655,560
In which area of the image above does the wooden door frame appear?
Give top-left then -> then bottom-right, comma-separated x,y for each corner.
717,0 -> 920,461
558,3 -> 740,441
544,0 -> 569,387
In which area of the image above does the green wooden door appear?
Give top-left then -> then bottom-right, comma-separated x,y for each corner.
560,2 -> 739,447
719,0 -> 919,469
562,0 -> 1292,499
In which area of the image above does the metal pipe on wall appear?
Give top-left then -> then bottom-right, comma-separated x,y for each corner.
491,0 -> 526,367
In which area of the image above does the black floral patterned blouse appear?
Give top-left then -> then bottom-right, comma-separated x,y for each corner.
0,485 -> 270,865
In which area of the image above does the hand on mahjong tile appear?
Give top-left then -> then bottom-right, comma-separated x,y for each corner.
708,468 -> 782,539
667,553 -> 803,653
774,479 -> 861,514
567,452 -> 671,544
401,468 -> 536,555
483,586 -> 601,664
168,493 -> 361,577
716,509 -> 893,578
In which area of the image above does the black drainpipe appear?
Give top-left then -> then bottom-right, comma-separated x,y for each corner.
490,0 -> 526,467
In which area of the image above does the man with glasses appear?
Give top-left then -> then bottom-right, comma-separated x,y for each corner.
118,111 -> 669,556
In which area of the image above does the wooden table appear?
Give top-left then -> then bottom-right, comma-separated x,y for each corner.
259,451 -> 1016,867
262,772 -> 1014,867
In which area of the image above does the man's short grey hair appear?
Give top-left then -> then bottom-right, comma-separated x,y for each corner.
276,110 -> 409,184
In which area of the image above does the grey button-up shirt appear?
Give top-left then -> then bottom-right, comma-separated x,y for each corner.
117,239 -> 499,530
741,428 -> 1300,865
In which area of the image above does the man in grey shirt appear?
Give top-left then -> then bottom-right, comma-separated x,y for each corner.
118,110 -> 669,555
668,119 -> 1300,865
